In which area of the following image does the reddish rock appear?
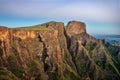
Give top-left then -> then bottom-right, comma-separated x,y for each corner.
66,21 -> 86,37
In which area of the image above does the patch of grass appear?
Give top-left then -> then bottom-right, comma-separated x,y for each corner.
28,59 -> 47,80
63,71 -> 80,80
50,71 -> 59,80
95,61 -> 104,69
0,67 -> 19,80
14,26 -> 51,31
86,42 -> 95,52
0,69 -> 9,75
7,55 -> 17,63
78,64 -> 86,73
81,45 -> 103,79
103,44 -> 120,76
10,68 -> 25,77
57,62 -> 80,80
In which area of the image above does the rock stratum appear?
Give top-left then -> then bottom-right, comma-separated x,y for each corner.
0,21 -> 120,80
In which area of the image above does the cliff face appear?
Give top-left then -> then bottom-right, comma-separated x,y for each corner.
0,21 -> 120,80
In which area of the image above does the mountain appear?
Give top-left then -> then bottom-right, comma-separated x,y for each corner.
0,21 -> 120,80
93,34 -> 120,46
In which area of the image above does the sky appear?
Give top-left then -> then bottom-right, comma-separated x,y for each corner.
0,0 -> 120,35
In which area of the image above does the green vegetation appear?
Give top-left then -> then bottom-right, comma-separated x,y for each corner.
63,71 -> 80,80
10,68 -> 25,77
0,67 -> 19,80
86,42 -> 95,52
57,62 -> 80,80
7,55 -> 17,63
95,61 -> 104,69
81,44 -> 104,80
28,59 -> 47,80
79,64 -> 86,73
0,68 -> 9,76
50,71 -> 59,80
15,26 -> 51,30
103,44 -> 120,76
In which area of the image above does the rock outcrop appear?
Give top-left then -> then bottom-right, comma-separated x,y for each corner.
66,21 -> 86,37
0,21 -> 120,80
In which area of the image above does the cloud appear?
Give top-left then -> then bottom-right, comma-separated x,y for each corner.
52,3 -> 120,22
0,0 -> 120,23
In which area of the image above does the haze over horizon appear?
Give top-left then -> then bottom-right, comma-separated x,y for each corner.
0,0 -> 120,35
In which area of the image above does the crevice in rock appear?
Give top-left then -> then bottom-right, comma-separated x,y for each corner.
64,28 -> 80,75
64,27 -> 71,50
38,33 -> 50,72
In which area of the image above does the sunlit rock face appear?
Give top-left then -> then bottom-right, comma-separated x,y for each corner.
0,21 -> 120,80
66,21 -> 86,37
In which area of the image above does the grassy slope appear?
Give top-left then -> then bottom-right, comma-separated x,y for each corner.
103,44 -> 120,76
14,26 -> 51,31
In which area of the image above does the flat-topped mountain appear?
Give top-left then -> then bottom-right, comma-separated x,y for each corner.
66,21 -> 86,37
0,21 -> 120,80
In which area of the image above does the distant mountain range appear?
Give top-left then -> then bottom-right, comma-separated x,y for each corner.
93,34 -> 120,46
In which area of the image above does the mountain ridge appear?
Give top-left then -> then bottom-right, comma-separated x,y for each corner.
0,21 -> 120,80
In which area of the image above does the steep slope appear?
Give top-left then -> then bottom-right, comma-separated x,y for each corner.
66,21 -> 120,80
0,21 -> 120,80
67,33 -> 120,80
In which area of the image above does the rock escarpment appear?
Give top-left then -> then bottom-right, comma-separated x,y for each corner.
0,21 -> 120,80
66,21 -> 86,37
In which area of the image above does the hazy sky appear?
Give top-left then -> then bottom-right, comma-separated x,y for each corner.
0,0 -> 120,34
